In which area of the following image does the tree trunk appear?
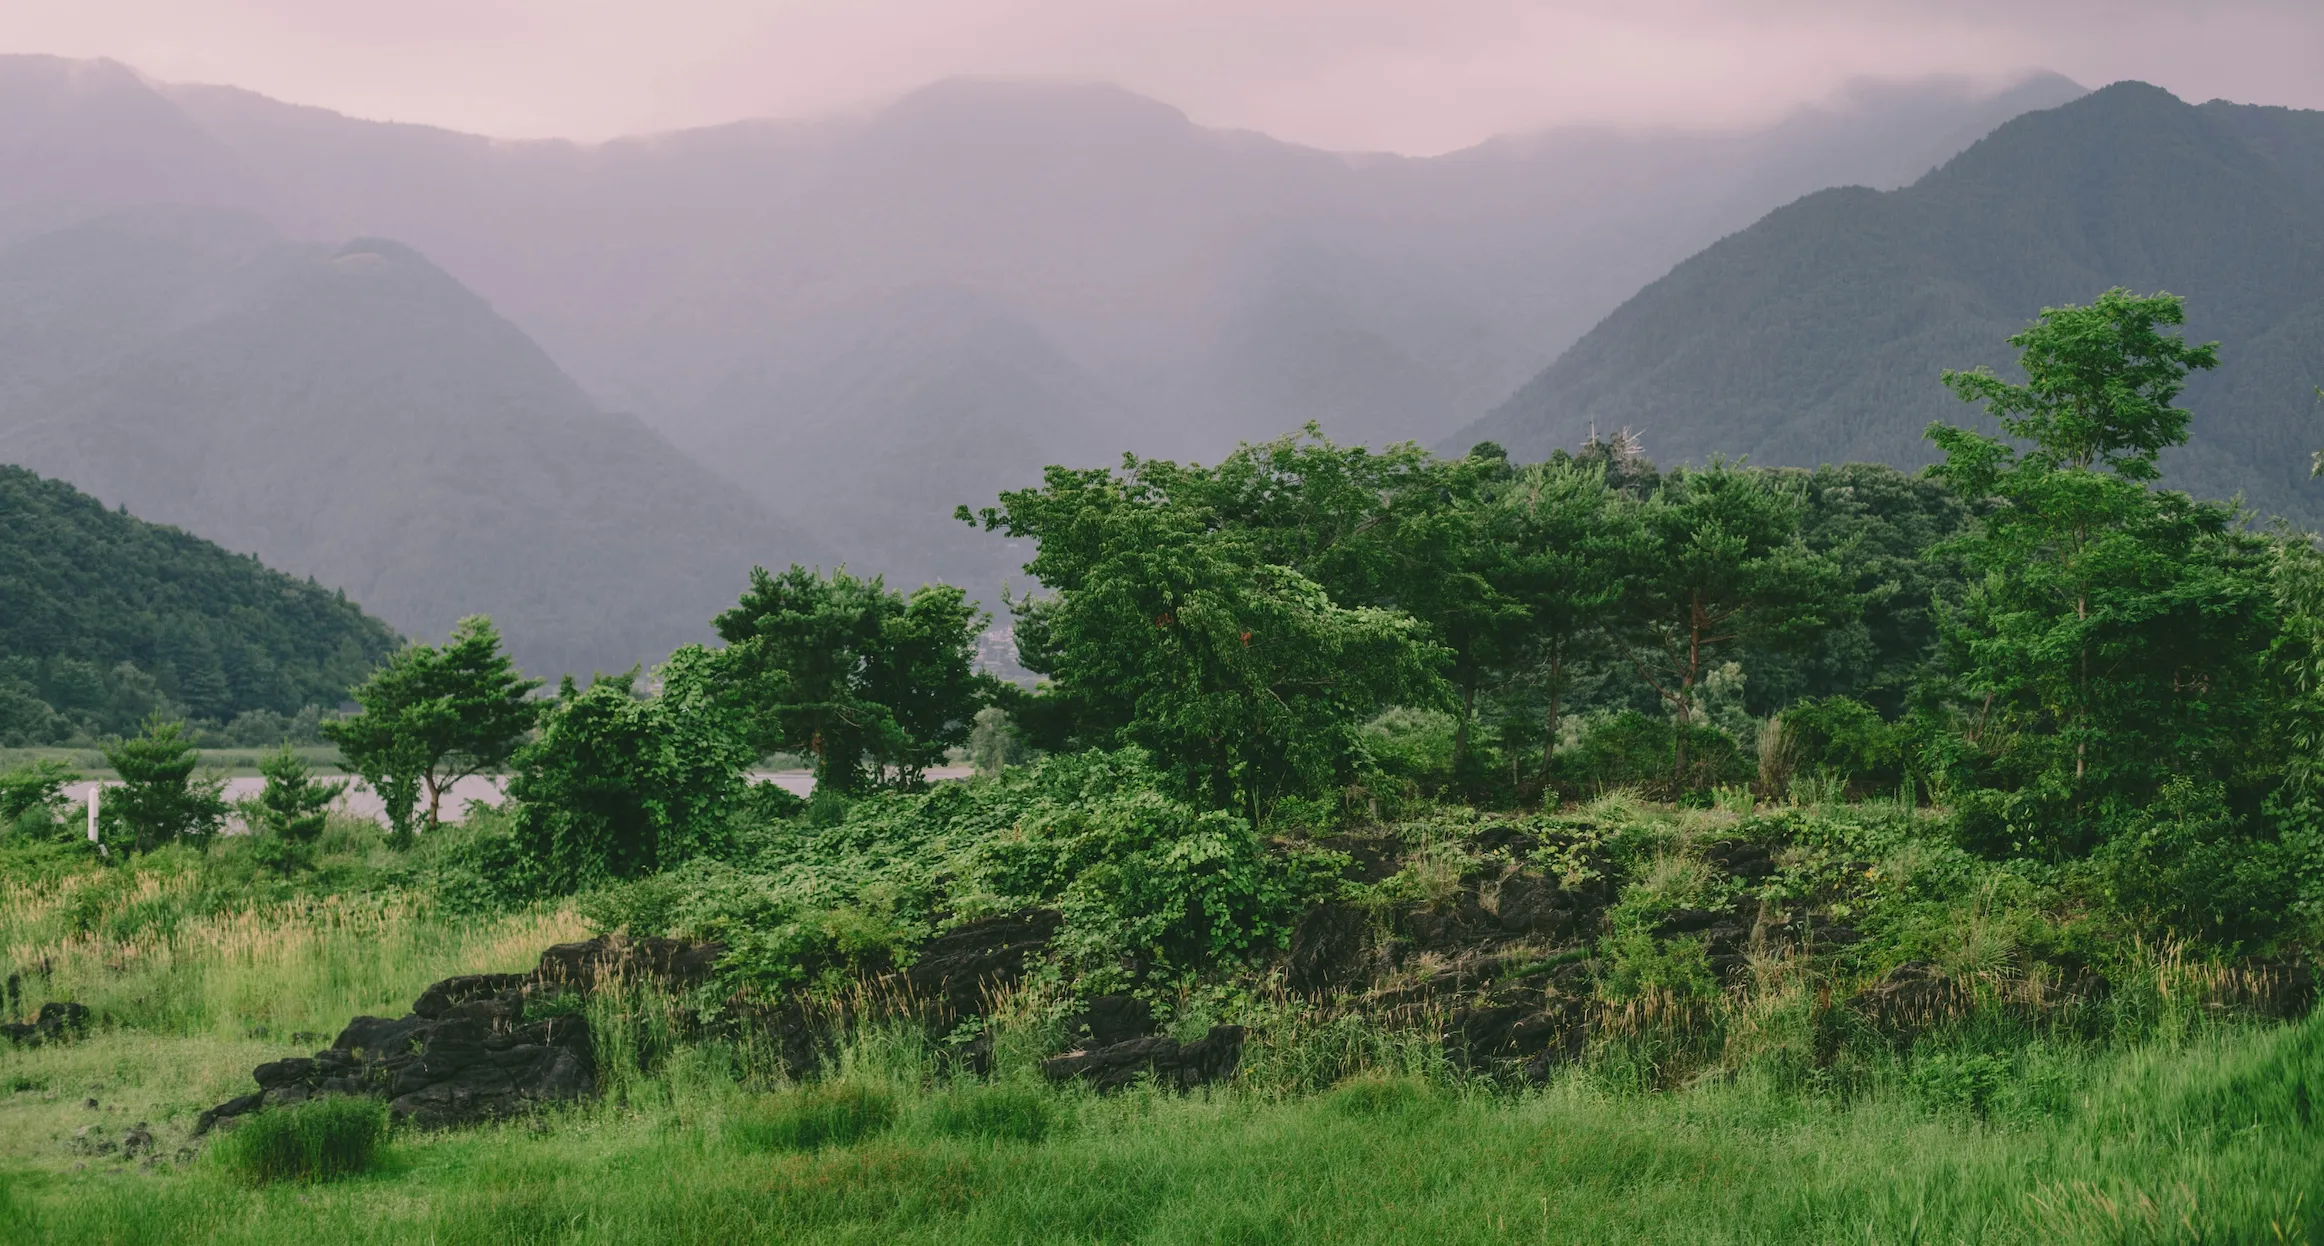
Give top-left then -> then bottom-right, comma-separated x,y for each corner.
1538,647 -> 1565,790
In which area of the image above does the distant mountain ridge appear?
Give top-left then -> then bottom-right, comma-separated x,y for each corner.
0,53 -> 2087,611
1452,82 -> 2324,526
0,462 -> 400,743
0,208 -> 811,678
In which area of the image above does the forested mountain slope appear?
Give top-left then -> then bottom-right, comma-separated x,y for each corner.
0,209 -> 811,678
1455,82 -> 2324,525
0,463 -> 399,743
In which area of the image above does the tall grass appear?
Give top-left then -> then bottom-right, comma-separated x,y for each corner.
1,862 -> 585,1036
209,1097 -> 388,1185
2,1009 -> 2318,1244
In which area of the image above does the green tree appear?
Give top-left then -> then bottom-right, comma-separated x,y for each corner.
1607,460 -> 1848,786
0,760 -> 80,841
1490,457 -> 1626,786
246,744 -> 347,873
972,459 -> 1440,821
1928,290 -> 2274,853
1194,433 -> 1519,782
859,584 -> 992,788
100,715 -> 228,852
510,646 -> 753,891
322,616 -> 542,840
715,567 -> 989,794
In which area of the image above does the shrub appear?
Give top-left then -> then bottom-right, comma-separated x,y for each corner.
731,1083 -> 896,1152
211,1096 -> 388,1185
1323,1073 -> 1440,1120
925,1082 -> 1060,1144
1778,696 -> 1904,795
1553,711 -> 1747,798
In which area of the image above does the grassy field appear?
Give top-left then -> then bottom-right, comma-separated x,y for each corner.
3,1016 -> 2318,1244
2,847 -> 2318,1245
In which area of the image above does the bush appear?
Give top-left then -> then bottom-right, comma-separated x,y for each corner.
731,1083 -> 896,1152
925,1082 -> 1060,1143
1323,1074 -> 1441,1120
1777,696 -> 1905,796
1552,711 -> 1747,798
211,1096 -> 388,1185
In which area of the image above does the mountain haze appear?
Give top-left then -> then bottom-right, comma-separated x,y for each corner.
1455,82 -> 2324,525
0,55 -> 2087,608
0,209 -> 810,677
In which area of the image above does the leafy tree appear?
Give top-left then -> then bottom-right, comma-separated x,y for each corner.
968,706 -> 1027,777
972,458 -> 1440,821
715,566 -> 989,794
1189,432 -> 1522,783
1928,290 -> 2274,853
1489,457 -> 1625,786
100,715 -> 228,852
510,646 -> 753,891
246,744 -> 347,873
859,584 -> 992,788
1606,460 -> 1848,786
322,617 -> 542,840
0,760 -> 80,841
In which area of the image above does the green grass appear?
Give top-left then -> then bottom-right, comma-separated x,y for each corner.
209,1096 -> 388,1185
0,1014 -> 2318,1243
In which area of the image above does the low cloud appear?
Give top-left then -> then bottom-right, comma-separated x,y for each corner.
5,0 -> 2319,149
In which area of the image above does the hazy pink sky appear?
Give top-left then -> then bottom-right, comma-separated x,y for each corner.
9,0 -> 2322,152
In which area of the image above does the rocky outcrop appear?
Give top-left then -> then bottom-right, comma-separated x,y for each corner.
2,1001 -> 89,1046
195,935 -> 720,1134
904,910 -> 1062,1021
1040,1025 -> 1248,1092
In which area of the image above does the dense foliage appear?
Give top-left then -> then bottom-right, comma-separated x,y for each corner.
0,464 -> 400,745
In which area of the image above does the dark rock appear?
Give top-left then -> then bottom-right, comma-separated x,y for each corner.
1854,962 -> 1968,1038
1494,875 -> 1574,937
1082,994 -> 1154,1047
196,937 -> 693,1133
534,935 -> 724,994
1040,1024 -> 1247,1092
252,1058 -> 318,1089
5,1001 -> 91,1047
415,971 -> 532,1022
121,1124 -> 152,1158
905,910 -> 1062,1018
1287,903 -> 1373,995
1706,840 -> 1778,881
1654,908 -> 1723,935
193,1092 -> 264,1136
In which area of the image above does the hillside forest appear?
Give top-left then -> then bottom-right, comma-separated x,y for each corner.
5,290 -> 2323,1239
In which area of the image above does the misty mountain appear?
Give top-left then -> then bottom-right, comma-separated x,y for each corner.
0,54 -> 2084,608
0,208 -> 811,678
1452,83 -> 2324,527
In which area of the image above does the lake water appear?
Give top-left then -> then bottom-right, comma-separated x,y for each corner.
57,768 -> 972,834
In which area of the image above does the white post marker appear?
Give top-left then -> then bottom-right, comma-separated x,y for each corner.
87,783 -> 99,844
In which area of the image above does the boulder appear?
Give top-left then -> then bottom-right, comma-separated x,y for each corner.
2,1000 -> 90,1046
1287,903 -> 1373,996
196,934 -> 720,1134
905,910 -> 1062,1020
1040,1025 -> 1248,1092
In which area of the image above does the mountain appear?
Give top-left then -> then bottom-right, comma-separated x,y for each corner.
0,54 -> 2086,606
0,462 -> 401,744
0,56 -> 264,245
1454,83 -> 2324,526
0,208 -> 811,678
